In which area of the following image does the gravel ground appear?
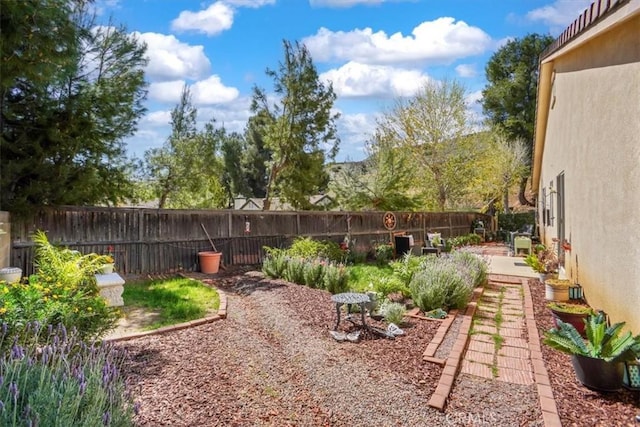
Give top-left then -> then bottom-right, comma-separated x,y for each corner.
118,269 -> 640,426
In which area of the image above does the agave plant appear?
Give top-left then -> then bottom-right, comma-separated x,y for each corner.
543,312 -> 640,363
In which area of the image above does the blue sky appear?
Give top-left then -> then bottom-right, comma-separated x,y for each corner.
97,0 -> 592,162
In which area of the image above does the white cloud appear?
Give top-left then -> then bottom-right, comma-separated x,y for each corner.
526,0 -> 592,34
224,0 -> 275,7
310,0 -> 383,7
143,110 -> 172,126
148,77 -> 239,105
148,80 -> 187,103
192,76 -> 240,105
171,2 -> 234,36
321,61 -> 431,98
335,112 -> 380,161
304,18 -> 492,66
465,90 -> 483,107
135,32 -> 211,81
455,64 -> 477,78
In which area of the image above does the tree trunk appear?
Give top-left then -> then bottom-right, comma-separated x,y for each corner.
503,188 -> 510,214
518,176 -> 534,206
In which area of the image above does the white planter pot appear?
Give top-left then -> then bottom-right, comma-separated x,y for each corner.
100,263 -> 115,274
0,267 -> 22,284
545,281 -> 570,302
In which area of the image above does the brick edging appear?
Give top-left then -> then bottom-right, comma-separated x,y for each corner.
428,299 -> 479,411
104,288 -> 228,343
521,278 -> 562,427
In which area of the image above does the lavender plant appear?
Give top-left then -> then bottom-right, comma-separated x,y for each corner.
0,322 -> 135,426
323,263 -> 349,294
450,250 -> 489,287
379,300 -> 406,325
302,260 -> 325,288
410,260 -> 473,312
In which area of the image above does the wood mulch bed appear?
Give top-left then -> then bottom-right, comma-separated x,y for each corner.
118,267 -> 640,426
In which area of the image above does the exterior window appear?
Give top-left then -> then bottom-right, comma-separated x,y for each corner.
541,188 -> 547,225
548,181 -> 555,227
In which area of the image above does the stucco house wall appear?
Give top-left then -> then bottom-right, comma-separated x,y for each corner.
533,0 -> 640,331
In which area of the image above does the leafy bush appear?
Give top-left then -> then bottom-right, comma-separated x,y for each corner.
447,233 -> 482,249
284,257 -> 306,285
323,263 -> 349,294
0,231 -> 119,347
409,261 -> 473,312
379,300 -> 406,325
389,253 -> 424,285
302,260 -> 325,288
0,322 -> 134,426
261,249 -> 289,279
288,237 -> 344,262
451,250 -> 488,287
374,242 -> 393,265
373,276 -> 410,298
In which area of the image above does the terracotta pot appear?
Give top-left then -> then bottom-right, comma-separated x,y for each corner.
199,251 -> 222,274
549,308 -> 590,337
571,355 -> 624,392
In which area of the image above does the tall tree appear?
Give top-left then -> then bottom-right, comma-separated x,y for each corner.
220,131 -> 250,206
481,33 -> 554,206
143,86 -> 226,208
373,79 -> 480,211
466,130 -> 529,213
250,40 -> 340,210
0,1 -> 148,215
240,112 -> 271,198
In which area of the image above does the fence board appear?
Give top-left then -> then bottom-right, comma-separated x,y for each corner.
9,207 -> 491,275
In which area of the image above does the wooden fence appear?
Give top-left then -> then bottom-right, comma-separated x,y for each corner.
9,206 -> 491,275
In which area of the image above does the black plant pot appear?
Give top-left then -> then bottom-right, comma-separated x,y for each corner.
571,354 -> 624,392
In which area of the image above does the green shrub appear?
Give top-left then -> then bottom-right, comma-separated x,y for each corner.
451,250 -> 489,287
302,260 -> 325,288
284,257 -> 306,285
323,263 -> 349,294
410,261 -> 473,312
288,237 -> 344,262
374,242 -> 393,265
0,231 -> 119,348
262,249 -> 288,279
0,322 -> 134,426
390,253 -> 424,285
373,276 -> 410,298
379,300 -> 406,325
448,233 -> 482,249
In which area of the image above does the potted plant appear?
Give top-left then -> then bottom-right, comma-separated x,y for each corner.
98,245 -> 115,274
524,244 -> 558,281
546,302 -> 594,337
543,312 -> 640,392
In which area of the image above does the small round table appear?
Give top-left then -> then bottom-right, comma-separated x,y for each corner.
331,292 -> 370,330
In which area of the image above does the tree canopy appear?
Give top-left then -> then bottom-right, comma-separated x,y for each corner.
143,86 -> 227,209
481,33 -> 554,206
250,40 -> 340,210
369,79 -> 481,211
0,0 -> 148,215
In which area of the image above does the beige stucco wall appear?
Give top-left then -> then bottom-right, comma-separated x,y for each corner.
537,13 -> 640,332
